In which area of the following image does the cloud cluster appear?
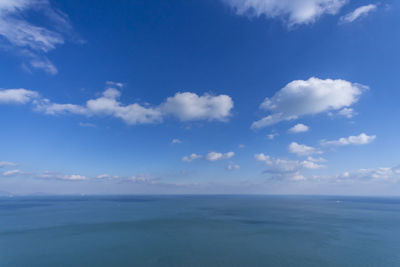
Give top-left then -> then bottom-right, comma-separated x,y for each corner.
252,77 -> 366,129
340,4 -> 377,24
321,133 -> 376,146
254,153 -> 325,180
0,83 -> 234,125
0,0 -> 77,74
222,0 -> 348,27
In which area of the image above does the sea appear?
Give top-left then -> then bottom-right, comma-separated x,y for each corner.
0,195 -> 399,266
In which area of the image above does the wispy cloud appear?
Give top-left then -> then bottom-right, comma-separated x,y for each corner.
37,171 -> 87,181
182,153 -> 202,162
340,4 -> 377,24
171,138 -> 182,144
1,169 -> 29,177
0,0 -> 79,74
222,0 -> 348,27
0,161 -> 16,167
79,122 -> 96,128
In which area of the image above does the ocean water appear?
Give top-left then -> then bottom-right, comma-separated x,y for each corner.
0,195 -> 399,266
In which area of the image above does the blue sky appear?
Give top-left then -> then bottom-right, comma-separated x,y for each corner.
0,0 -> 399,195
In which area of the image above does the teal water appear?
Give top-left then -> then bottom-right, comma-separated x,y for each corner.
0,195 -> 400,266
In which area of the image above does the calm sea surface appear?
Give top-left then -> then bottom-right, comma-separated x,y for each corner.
0,195 -> 399,266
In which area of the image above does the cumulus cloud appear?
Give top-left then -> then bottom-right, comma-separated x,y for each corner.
254,153 -> 325,180
0,0 -> 78,74
288,123 -> 309,133
222,0 -> 348,27
205,151 -> 235,161
0,88 -> 39,104
288,142 -> 322,156
321,133 -> 376,146
37,171 -> 87,181
161,92 -> 233,122
226,164 -> 240,171
252,77 -> 366,129
5,83 -> 233,125
182,153 -> 202,162
340,4 -> 377,24
171,138 -> 182,144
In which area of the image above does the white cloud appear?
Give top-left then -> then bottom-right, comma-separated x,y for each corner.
330,165 -> 400,182
1,169 -> 25,176
307,156 -> 327,162
288,123 -> 309,133
288,142 -> 322,156
172,138 -> 182,144
222,0 -> 348,27
0,161 -> 16,167
0,88 -> 39,104
0,0 -> 77,74
14,83 -> 234,125
340,4 -> 377,23
321,133 -> 376,146
205,151 -> 235,161
267,132 -> 279,140
182,153 -> 202,162
84,88 -> 163,125
226,164 -> 240,171
337,107 -> 356,118
161,92 -> 233,122
96,174 -> 119,179
128,174 -> 154,183
254,153 -> 325,179
37,171 -> 87,181
252,77 -> 365,128
29,57 -> 58,75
